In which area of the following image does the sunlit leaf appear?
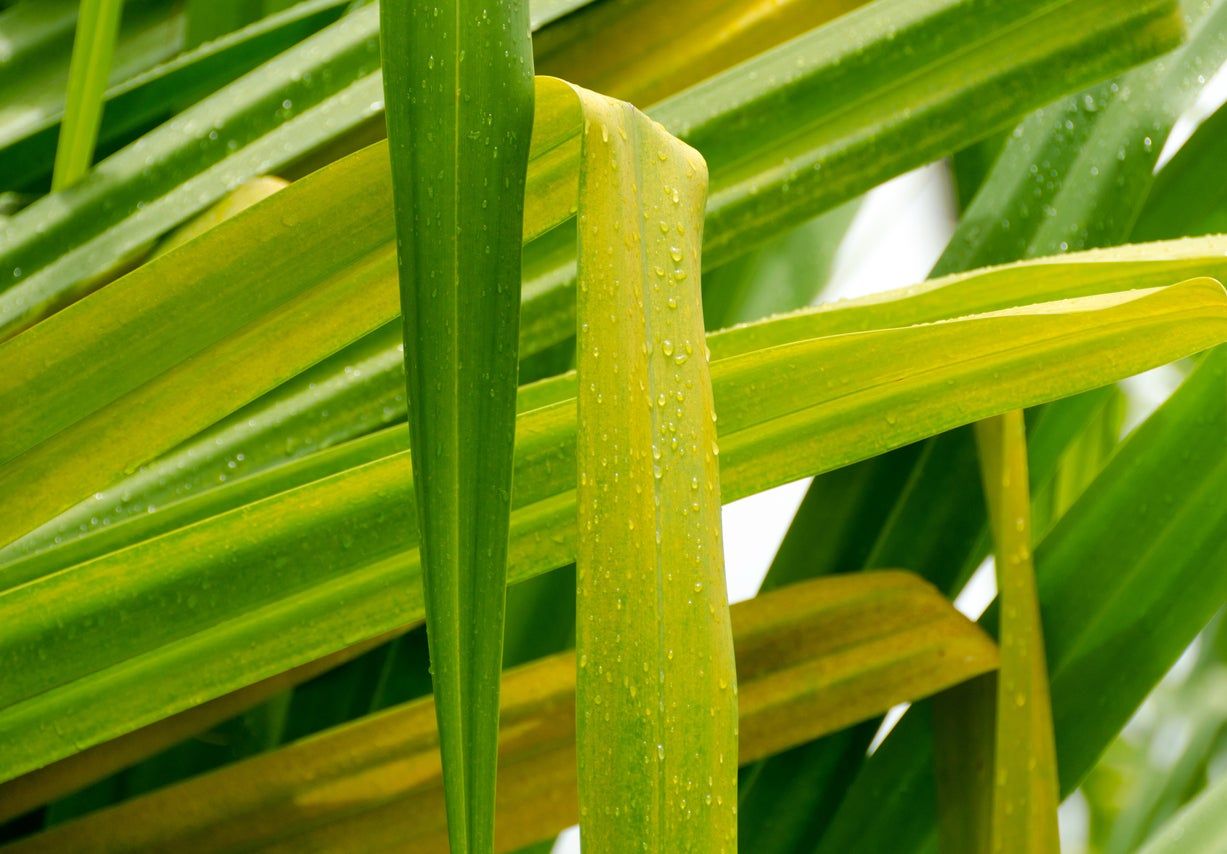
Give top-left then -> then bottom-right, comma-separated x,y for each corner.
1,275 -> 1222,784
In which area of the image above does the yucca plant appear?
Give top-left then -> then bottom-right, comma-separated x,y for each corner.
1,0 -> 1226,851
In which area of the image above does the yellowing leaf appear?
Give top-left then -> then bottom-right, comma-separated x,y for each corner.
5,573 -> 996,853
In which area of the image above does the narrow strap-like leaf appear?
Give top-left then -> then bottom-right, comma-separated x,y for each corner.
567,83 -> 734,851
4,573 -> 996,853
1137,764 -> 1227,854
0,279 -> 1223,788
973,410 -> 1061,852
51,0 -> 125,191
379,2 -> 534,851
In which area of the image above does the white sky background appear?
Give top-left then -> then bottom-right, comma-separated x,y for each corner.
554,68 -> 1227,853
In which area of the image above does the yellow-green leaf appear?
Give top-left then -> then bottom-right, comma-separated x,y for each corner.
974,410 -> 1061,852
4,573 -> 997,853
567,82 -> 734,851
50,0 -> 124,190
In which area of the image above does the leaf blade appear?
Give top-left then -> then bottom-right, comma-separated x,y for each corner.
0,277 -> 1222,784
569,83 -> 734,851
3,573 -> 996,853
379,2 -> 534,849
974,411 -> 1060,852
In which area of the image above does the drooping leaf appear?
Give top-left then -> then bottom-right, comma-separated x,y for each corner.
738,387 -> 1119,850
0,0 -> 1179,571
0,630 -> 399,824
6,233 -> 1224,572
5,573 -> 997,853
567,82 -> 733,852
737,4 -> 1227,837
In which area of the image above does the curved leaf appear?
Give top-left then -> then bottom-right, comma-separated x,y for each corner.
0,278 -> 1222,784
4,573 -> 996,853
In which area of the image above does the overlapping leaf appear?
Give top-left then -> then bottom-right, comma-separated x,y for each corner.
5,574 -> 996,853
0,271 -> 1223,784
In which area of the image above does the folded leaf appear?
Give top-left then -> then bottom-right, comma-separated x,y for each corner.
567,82 -> 733,851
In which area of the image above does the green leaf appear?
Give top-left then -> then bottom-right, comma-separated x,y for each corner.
0,0 -> 835,339
1138,771 -> 1227,854
0,0 -> 1183,594
932,675 -> 996,854
0,274 -> 1223,784
0,633 -> 398,825
1133,97 -> 1227,242
937,0 -> 1227,271
738,389 -> 1119,851
812,347 -> 1227,854
185,0 -> 265,49
0,0 -> 1183,339
973,411 -> 1060,852
0,0 -> 183,191
0,0 -> 352,191
4,573 -> 997,852
0,141 -> 403,547
738,5 -> 1227,838
7,235 -> 1224,572
534,0 -> 870,105
1094,625 -> 1227,853
702,199 -> 860,331
379,1 -> 534,849
50,0 -> 125,191
0,3 -> 388,337
567,83 -> 733,851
